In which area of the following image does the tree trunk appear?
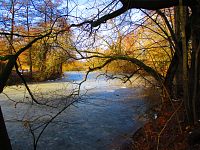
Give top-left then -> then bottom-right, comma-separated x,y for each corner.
164,51 -> 179,97
190,4 -> 200,122
29,48 -> 33,78
174,6 -> 184,98
0,107 -> 12,150
180,0 -> 192,123
164,6 -> 183,99
26,2 -> 33,78
9,0 -> 15,54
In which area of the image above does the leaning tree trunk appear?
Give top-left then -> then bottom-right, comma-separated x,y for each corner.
0,107 -> 12,150
164,51 -> 179,97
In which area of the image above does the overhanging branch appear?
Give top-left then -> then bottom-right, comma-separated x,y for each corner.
91,6 -> 128,27
91,0 -> 189,27
86,55 -> 164,82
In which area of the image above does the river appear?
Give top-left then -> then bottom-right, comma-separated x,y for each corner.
0,71 -> 150,150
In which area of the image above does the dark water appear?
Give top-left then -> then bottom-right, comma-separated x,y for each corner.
0,72 -> 147,150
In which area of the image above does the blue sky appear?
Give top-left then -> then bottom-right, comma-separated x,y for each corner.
0,0 -> 143,50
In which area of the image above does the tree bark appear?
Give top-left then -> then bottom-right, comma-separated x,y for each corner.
26,2 -> 33,78
0,55 -> 17,93
0,107 -> 12,150
180,0 -> 192,123
164,51 -> 179,97
190,4 -> 200,122
174,6 -> 184,98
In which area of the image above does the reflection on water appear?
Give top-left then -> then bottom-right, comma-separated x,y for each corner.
0,71 -> 147,150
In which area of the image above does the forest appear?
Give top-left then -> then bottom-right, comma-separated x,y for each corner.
0,0 -> 200,149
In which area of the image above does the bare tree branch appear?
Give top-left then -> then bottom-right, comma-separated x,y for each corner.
90,0 -> 189,27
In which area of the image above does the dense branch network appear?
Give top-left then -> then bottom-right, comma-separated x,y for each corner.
90,0 -> 189,27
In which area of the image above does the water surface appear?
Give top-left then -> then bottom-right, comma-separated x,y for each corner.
0,71 -> 147,150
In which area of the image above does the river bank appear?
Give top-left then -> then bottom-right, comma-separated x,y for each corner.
130,100 -> 189,150
122,96 -> 200,150
6,70 -> 62,86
